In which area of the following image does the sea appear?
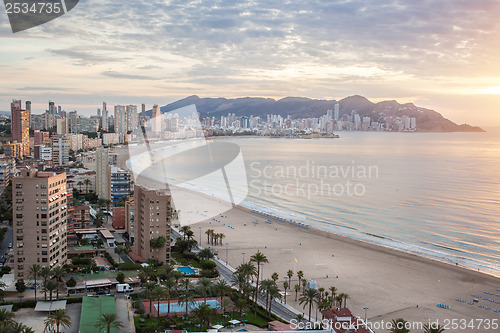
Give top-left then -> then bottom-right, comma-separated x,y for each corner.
133,130 -> 500,277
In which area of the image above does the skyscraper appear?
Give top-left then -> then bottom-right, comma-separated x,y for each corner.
101,102 -> 109,131
151,105 -> 162,134
13,168 -> 68,279
96,148 -> 111,200
114,105 -> 127,134
133,185 -> 172,264
11,100 -> 30,158
49,101 -> 56,115
334,103 -> 340,121
25,101 -> 31,128
52,136 -> 70,166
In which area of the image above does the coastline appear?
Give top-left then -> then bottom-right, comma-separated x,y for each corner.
108,145 -> 500,332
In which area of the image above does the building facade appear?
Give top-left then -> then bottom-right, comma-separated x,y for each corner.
96,148 -> 111,200
52,136 -> 70,166
133,185 -> 172,264
11,100 -> 30,158
13,169 -> 68,279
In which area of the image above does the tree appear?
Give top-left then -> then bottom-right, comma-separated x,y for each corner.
94,313 -> 123,333
250,251 -> 268,317
162,278 -> 177,315
271,272 -> 279,283
52,265 -> 67,301
294,284 -> 301,301
283,281 -> 289,304
150,236 -> 167,262
213,279 -> 230,309
77,181 -> 84,192
44,309 -> 72,333
84,179 -> 92,193
205,229 -> 214,244
297,270 -> 304,284
423,323 -> 445,333
180,226 -> 192,240
198,248 -> 213,260
15,280 -> 26,300
0,308 -> 14,325
40,266 -> 52,301
287,269 -> 294,284
299,288 -> 319,323
142,281 -> 157,315
196,277 -> 213,303
27,264 -> 42,302
259,279 -> 275,312
44,280 -> 58,302
329,286 -> 337,307
116,272 -> 125,284
191,303 -> 216,330
390,318 -> 410,333
152,285 -> 166,328
178,288 -> 196,314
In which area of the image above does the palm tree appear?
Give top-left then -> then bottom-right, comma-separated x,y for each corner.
178,288 -> 196,314
283,281 -> 289,304
423,323 -> 445,333
0,309 -> 14,325
334,295 -> 343,308
205,229 -> 213,244
297,270 -> 304,284
180,226 -> 192,240
299,288 -> 319,323
340,292 -> 350,308
301,278 -> 308,291
51,265 -> 66,301
6,322 -> 35,332
287,269 -> 294,283
150,236 -> 167,262
44,309 -> 72,333
44,280 -> 58,302
152,285 -> 166,328
259,279 -> 275,312
213,279 -> 230,308
294,284 -> 301,301
84,179 -> 92,193
94,313 -> 123,333
40,267 -> 52,301
142,281 -> 157,315
329,286 -> 337,307
250,251 -> 268,316
198,248 -> 213,260
217,233 -> 225,245
15,280 -> 26,300
191,303 -> 216,330
390,318 -> 410,333
77,181 -> 83,192
318,287 -> 325,301
271,272 -> 279,283
27,264 -> 42,302
162,278 -> 177,315
197,277 -> 213,303
268,285 -> 282,314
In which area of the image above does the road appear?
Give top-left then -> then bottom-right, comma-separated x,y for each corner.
0,223 -> 12,265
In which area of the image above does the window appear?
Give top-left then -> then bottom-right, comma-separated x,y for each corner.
42,258 -> 47,263
15,184 -> 22,188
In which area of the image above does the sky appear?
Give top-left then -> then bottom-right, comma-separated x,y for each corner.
1,0 -> 500,126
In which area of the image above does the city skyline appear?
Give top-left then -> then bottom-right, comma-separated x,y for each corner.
1,1 -> 500,126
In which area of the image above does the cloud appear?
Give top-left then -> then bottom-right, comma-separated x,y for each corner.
101,71 -> 161,80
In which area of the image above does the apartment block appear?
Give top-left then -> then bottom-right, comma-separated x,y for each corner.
13,169 -> 68,279
52,136 -> 70,166
133,185 -> 172,264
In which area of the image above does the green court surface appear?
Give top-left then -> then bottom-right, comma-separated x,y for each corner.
79,296 -> 116,333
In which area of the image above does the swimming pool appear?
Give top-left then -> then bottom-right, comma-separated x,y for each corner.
176,266 -> 198,275
155,299 -> 220,314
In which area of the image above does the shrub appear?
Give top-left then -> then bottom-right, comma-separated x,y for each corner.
199,268 -> 219,278
66,277 -> 77,288
1,266 -> 11,275
116,272 -> 125,284
182,251 -> 197,261
118,263 -> 142,270
66,297 -> 83,304
104,252 -> 117,267
200,260 -> 216,270
12,300 -> 36,311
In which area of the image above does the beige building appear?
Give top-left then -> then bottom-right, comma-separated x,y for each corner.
10,100 -> 30,158
52,136 -> 70,166
96,148 -> 111,200
13,169 -> 68,279
133,185 -> 172,264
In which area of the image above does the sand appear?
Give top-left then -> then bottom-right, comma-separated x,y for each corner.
89,146 -> 500,333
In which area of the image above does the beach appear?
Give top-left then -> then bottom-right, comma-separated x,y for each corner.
107,145 -> 500,333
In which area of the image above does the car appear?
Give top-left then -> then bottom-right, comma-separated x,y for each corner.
96,290 -> 105,295
7,243 -> 12,248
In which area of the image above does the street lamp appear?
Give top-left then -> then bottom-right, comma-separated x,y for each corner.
198,226 -> 202,246
225,243 -> 229,265
242,252 -> 246,264
363,307 -> 369,323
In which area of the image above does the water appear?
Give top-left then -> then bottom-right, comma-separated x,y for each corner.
176,266 -> 198,275
230,131 -> 500,277
134,131 -> 500,277
155,299 -> 220,313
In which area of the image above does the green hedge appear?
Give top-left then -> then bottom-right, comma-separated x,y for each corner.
118,263 -> 142,270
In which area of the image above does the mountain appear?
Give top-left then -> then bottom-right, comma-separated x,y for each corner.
156,95 -> 484,132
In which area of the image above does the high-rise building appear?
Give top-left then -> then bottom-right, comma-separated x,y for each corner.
11,100 -> 30,158
49,101 -> 56,115
334,103 -> 340,121
52,136 -> 70,166
110,166 -> 130,205
96,148 -> 111,200
125,198 -> 134,242
57,118 -> 69,135
0,159 -> 13,195
13,168 -> 68,279
114,105 -> 127,134
133,185 -> 172,264
101,102 -> 109,131
34,130 -> 50,145
126,105 -> 138,132
151,105 -> 162,133
25,101 -> 31,128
